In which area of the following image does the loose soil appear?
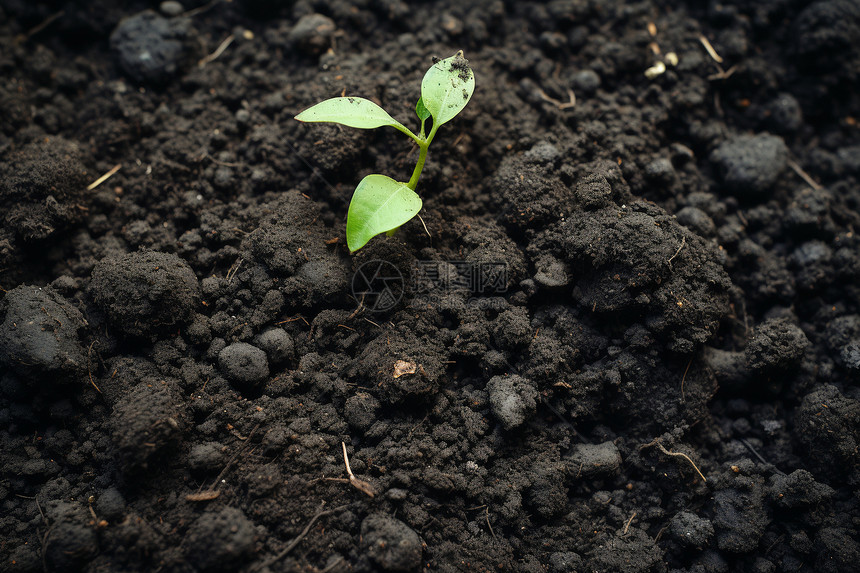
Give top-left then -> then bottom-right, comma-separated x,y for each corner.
1,1 -> 859,572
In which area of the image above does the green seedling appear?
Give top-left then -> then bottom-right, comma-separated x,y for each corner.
295,51 -> 475,252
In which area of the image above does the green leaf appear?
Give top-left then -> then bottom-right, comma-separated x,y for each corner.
346,174 -> 422,252
420,50 -> 475,127
415,97 -> 431,122
295,96 -> 407,131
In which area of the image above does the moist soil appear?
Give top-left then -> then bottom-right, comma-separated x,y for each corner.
1,1 -> 859,572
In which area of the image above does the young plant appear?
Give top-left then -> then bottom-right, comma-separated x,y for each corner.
295,51 -> 475,252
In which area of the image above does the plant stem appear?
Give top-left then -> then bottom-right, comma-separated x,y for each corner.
393,124 -> 422,146
407,123 -> 438,191
407,142 -> 428,190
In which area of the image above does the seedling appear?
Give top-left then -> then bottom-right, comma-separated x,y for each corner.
295,51 -> 475,252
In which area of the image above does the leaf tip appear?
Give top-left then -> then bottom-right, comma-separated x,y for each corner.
346,233 -> 368,253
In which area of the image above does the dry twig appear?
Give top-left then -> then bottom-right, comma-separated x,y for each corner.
417,213 -> 432,240
15,11 -> 64,44
199,34 -> 234,68
680,356 -> 693,403
86,341 -> 102,393
699,35 -> 724,63
641,439 -> 707,482
667,236 -> 686,269
252,504 -> 346,572
538,87 -> 576,109
341,441 -> 375,497
788,160 -> 823,191
190,423 -> 260,501
87,165 -> 122,191
623,512 -> 637,534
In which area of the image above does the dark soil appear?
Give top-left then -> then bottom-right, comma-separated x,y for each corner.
2,1 -> 859,572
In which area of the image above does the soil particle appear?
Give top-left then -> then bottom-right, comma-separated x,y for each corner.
533,254 -> 570,289
96,510 -> 161,569
525,463 -> 568,519
449,52 -> 472,82
695,550 -> 731,572
785,187 -> 835,238
186,313 -> 214,346
676,206 -> 717,238
110,10 -> 195,84
531,200 -> 731,353
669,511 -> 715,549
586,527 -> 663,573
457,217 -> 528,292
89,250 -> 200,338
344,391 -> 381,432
795,384 -> 860,484
709,134 -> 788,198
523,141 -> 560,164
0,137 -> 90,245
218,341 -> 269,388
490,151 -> 574,233
42,500 -> 99,571
244,462 -> 282,497
768,469 -> 834,508
548,551 -> 583,572
0,284 -> 87,379
109,382 -> 185,469
763,93 -> 804,134
182,506 -> 255,572
360,513 -> 423,572
243,201 -> 350,308
187,441 -> 227,474
487,374 -> 537,430
490,306 -> 532,350
745,317 -> 810,372
254,327 -> 295,367
351,327 -> 446,404
644,157 -> 678,187
814,527 -> 860,573
793,0 -> 860,74
823,314 -> 860,372
288,13 -> 336,54
575,172 -> 614,210
702,347 -> 750,394
571,69 -> 601,94
566,441 -> 622,479
791,531 -> 814,555
840,340 -> 860,377
95,487 -> 127,521
734,238 -> 796,304
790,240 -> 834,292
7,543 -> 41,572
711,462 -> 769,553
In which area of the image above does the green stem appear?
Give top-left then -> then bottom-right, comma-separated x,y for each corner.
406,123 -> 439,191
407,142 -> 428,190
392,124 -> 423,146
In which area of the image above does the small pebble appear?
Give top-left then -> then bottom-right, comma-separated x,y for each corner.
159,1 -> 185,16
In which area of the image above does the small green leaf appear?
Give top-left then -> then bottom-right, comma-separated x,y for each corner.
295,96 -> 407,131
415,97 -> 431,122
420,50 -> 475,127
346,174 -> 422,252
